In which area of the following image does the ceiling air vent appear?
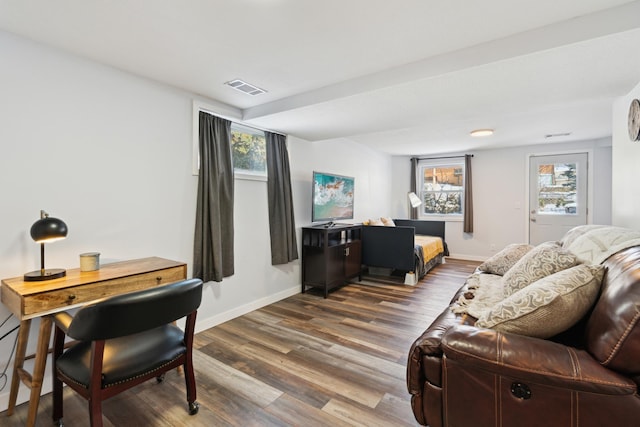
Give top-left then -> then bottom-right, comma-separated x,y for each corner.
225,79 -> 267,96
545,132 -> 572,139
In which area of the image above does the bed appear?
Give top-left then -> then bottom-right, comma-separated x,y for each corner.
361,219 -> 449,279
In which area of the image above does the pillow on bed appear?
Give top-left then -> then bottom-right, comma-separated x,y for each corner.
381,217 -> 396,227
475,264 -> 603,338
368,218 -> 384,226
478,243 -> 534,276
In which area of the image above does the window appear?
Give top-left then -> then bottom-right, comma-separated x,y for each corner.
536,162 -> 577,214
192,101 -> 268,180
230,122 -> 267,179
417,159 -> 465,218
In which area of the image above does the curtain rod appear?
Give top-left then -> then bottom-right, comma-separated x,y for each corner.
198,105 -> 285,136
413,154 -> 474,161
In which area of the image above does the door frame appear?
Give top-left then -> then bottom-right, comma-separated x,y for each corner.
525,149 -> 594,244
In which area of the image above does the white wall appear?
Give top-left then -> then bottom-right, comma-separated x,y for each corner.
391,139 -> 612,260
288,136 -> 393,227
612,80 -> 640,229
0,30 -> 394,409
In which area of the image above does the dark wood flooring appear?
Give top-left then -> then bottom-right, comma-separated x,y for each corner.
2,258 -> 478,426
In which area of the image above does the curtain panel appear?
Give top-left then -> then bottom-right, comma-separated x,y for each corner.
193,112 -> 234,282
463,154 -> 474,233
410,157 -> 418,219
266,132 -> 299,265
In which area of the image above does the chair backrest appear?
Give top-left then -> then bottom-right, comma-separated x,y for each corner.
66,278 -> 203,341
585,246 -> 640,376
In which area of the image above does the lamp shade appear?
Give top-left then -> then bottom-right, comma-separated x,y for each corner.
24,210 -> 69,281
30,216 -> 68,243
408,192 -> 423,208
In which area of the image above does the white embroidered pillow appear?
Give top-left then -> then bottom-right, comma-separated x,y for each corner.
478,243 -> 534,276
476,264 -> 604,338
502,241 -> 579,297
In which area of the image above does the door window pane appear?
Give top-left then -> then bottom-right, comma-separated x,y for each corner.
536,163 -> 577,215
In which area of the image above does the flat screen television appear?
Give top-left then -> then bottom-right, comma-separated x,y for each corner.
312,171 -> 355,224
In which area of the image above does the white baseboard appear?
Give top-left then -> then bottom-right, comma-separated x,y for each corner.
447,253 -> 486,262
194,285 -> 300,333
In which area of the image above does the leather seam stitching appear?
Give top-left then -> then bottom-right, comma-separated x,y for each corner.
442,344 -> 635,389
601,309 -> 640,366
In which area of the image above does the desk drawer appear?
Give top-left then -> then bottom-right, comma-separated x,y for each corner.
23,266 -> 186,316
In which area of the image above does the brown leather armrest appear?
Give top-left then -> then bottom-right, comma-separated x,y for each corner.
441,325 -> 636,395
407,308 -> 462,394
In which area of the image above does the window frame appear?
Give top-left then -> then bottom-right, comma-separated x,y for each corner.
416,158 -> 465,221
192,101 -> 268,181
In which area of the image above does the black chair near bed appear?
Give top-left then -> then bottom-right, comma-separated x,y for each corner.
51,278 -> 203,427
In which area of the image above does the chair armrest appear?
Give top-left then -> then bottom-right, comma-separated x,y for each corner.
53,312 -> 73,334
442,325 -> 636,395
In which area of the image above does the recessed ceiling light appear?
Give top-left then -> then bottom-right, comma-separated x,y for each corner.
224,79 -> 267,96
470,129 -> 494,137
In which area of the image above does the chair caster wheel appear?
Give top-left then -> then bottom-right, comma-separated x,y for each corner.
189,401 -> 200,415
54,419 -> 64,426
156,374 -> 165,383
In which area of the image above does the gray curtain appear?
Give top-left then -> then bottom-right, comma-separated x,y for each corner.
410,157 -> 418,219
266,132 -> 299,265
193,112 -> 234,282
463,154 -> 474,233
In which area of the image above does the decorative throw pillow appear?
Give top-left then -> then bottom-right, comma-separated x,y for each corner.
502,241 -> 580,297
381,217 -> 396,227
476,264 -> 604,338
368,218 -> 384,226
478,243 -> 534,276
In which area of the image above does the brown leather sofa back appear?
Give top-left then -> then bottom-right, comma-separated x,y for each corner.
586,246 -> 640,375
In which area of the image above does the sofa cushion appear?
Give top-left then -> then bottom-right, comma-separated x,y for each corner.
475,264 -> 604,338
478,243 -> 534,276
502,241 -> 580,297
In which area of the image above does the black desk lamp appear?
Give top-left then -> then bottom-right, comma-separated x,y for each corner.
24,210 -> 69,281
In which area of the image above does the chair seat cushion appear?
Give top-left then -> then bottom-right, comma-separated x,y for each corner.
56,324 -> 186,388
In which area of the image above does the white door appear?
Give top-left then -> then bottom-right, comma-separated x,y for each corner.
529,153 -> 588,245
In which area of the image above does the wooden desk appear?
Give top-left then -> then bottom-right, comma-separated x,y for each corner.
1,257 -> 187,427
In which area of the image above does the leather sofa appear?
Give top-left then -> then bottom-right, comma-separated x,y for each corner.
407,225 -> 640,426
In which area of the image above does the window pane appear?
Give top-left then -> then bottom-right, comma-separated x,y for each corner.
231,123 -> 266,176
424,191 -> 462,214
536,163 -> 577,215
419,163 -> 464,216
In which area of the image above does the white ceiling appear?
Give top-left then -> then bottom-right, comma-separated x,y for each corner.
2,0 -> 640,155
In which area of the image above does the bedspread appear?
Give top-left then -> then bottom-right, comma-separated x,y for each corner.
415,235 -> 444,263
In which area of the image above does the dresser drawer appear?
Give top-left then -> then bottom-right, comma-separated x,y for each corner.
22,266 -> 186,317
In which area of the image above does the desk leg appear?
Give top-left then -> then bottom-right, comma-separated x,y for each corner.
6,319 -> 31,416
25,316 -> 53,427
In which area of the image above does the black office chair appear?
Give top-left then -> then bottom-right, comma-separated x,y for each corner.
51,278 -> 203,427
